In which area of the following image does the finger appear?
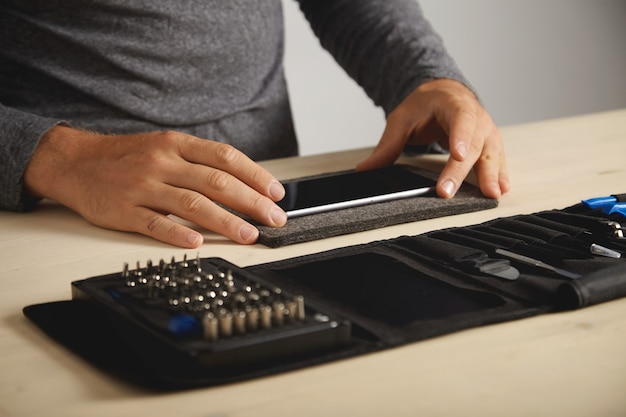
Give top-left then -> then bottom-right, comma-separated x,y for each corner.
138,187 -> 263,245
436,160 -> 470,199
435,133 -> 483,199
169,164 -> 287,228
437,128 -> 507,200
473,130 -> 511,199
498,158 -> 512,195
178,136 -> 285,201
133,207 -> 207,248
445,106 -> 478,162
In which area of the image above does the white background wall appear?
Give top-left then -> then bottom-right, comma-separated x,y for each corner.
282,0 -> 626,156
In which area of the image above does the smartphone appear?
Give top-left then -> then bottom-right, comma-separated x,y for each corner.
277,164 -> 436,218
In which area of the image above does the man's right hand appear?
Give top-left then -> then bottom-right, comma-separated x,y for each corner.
24,125 -> 288,248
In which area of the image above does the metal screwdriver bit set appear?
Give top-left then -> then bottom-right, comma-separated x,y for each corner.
71,255 -> 351,373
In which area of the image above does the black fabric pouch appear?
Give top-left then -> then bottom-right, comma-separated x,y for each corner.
23,198 -> 626,390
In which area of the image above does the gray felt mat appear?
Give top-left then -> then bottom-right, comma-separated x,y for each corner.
256,166 -> 497,248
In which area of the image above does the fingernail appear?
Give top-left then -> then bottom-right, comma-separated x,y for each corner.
491,180 -> 503,198
501,178 -> 511,193
456,142 -> 468,159
188,232 -> 203,247
441,179 -> 456,198
239,225 -> 258,242
269,180 -> 285,201
270,207 -> 287,226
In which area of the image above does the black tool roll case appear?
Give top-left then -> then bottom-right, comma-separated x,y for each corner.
23,197 -> 626,390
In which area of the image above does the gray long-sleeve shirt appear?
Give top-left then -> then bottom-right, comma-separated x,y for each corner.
0,0 -> 467,211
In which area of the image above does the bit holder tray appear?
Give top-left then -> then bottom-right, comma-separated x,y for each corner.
70,256 -> 351,379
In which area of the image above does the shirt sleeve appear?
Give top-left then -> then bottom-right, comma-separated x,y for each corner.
294,0 -> 472,115
0,103 -> 63,211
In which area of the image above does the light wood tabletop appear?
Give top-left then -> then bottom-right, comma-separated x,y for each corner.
1,109 -> 625,417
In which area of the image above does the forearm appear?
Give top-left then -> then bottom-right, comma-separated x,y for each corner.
295,0 -> 471,115
20,125 -> 288,247
0,103 -> 64,211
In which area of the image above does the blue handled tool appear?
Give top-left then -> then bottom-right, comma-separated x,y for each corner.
609,203 -> 626,217
582,193 -> 626,217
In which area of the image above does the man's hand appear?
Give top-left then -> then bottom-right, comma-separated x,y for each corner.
357,79 -> 510,199
24,125 -> 287,248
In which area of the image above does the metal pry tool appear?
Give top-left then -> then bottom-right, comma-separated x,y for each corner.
429,230 -> 580,280
395,235 -> 520,280
494,249 -> 581,280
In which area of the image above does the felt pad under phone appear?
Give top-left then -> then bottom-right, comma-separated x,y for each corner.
256,167 -> 498,247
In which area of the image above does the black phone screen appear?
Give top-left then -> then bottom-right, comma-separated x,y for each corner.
277,165 -> 436,217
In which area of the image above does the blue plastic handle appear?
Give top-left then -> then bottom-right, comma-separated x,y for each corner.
582,195 -> 618,211
609,202 -> 626,218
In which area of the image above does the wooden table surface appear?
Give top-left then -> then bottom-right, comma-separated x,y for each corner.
1,109 -> 625,417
